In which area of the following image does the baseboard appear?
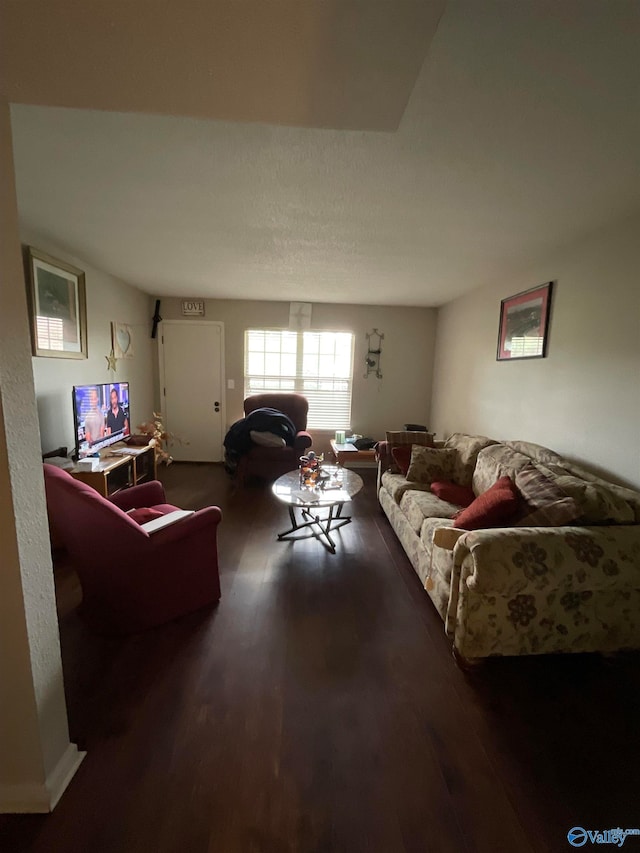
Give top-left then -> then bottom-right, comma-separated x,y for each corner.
0,743 -> 85,813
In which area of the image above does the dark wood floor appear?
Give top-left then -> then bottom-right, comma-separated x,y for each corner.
2,463 -> 639,852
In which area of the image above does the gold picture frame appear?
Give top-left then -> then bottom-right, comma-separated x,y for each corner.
24,247 -> 88,359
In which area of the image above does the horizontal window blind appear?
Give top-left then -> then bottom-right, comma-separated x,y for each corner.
245,329 -> 354,429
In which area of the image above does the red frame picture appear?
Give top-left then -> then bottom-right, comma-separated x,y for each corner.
497,282 -> 553,361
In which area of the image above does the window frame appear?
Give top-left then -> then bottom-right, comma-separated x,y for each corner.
244,328 -> 355,430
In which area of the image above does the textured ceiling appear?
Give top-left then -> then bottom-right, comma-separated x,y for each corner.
6,1 -> 640,307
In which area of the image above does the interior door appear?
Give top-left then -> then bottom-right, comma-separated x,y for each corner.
160,321 -> 224,462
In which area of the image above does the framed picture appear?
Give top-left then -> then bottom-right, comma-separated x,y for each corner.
24,247 -> 87,359
497,282 -> 553,361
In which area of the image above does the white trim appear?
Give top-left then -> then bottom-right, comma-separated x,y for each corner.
0,744 -> 85,813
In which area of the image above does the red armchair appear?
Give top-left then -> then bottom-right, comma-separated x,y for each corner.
43,464 -> 222,634
237,393 -> 312,484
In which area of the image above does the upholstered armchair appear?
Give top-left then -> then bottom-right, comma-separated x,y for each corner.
43,464 -> 222,634
237,393 -> 313,484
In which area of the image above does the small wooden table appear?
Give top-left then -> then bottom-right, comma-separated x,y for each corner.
330,439 -> 376,467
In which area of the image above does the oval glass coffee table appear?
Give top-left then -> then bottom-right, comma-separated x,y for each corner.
272,466 -> 363,553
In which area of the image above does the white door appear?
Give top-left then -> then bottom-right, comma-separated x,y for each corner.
160,321 -> 224,462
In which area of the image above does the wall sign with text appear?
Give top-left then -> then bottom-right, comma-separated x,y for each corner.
181,300 -> 205,316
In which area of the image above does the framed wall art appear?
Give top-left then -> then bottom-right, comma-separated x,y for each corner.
24,247 -> 88,359
497,281 -> 553,361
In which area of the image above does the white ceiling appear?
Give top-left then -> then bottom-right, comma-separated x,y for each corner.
6,1 -> 640,307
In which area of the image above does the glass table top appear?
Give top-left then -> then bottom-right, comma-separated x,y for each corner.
272,465 -> 363,507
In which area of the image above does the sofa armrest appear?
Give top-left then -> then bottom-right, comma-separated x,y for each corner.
433,527 -> 466,551
108,480 -> 166,511
294,431 -> 313,452
451,524 -> 640,597
147,506 -> 222,546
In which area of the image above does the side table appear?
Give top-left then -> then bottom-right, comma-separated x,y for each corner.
330,439 -> 376,468
69,444 -> 156,497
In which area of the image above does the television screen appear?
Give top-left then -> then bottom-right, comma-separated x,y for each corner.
73,381 -> 130,458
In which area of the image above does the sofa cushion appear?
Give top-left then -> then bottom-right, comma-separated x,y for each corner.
381,471 -> 433,504
453,476 -> 520,530
385,430 -> 434,447
504,440 -> 565,467
400,489 -> 460,534
514,464 -> 580,526
519,499 -> 581,527
472,445 -> 532,496
443,433 -> 497,487
556,460 -> 640,524
126,507 -> 165,524
382,431 -> 434,474
406,446 -> 455,485
431,480 -> 475,507
391,445 -> 412,475
553,475 -> 635,525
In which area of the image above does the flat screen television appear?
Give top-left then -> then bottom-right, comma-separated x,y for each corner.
73,381 -> 130,458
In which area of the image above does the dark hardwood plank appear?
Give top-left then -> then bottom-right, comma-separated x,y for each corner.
1,463 -> 638,853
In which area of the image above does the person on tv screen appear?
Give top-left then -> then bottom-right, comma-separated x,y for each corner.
106,387 -> 129,436
84,387 -> 105,444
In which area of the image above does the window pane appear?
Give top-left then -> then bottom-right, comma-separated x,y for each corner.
244,329 -> 354,429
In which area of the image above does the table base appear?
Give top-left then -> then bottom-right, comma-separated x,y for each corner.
277,503 -> 352,553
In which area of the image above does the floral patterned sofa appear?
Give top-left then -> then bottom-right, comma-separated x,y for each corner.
378,434 -> 640,661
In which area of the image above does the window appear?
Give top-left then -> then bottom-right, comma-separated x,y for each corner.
245,329 -> 354,429
36,316 -> 64,351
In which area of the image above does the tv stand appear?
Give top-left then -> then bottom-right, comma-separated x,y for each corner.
69,445 -> 156,497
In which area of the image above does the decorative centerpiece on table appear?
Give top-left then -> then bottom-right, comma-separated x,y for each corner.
299,450 -> 326,488
136,412 -> 177,465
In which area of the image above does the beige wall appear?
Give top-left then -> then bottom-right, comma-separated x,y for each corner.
156,299 -> 436,454
431,212 -> 640,489
21,229 -> 155,455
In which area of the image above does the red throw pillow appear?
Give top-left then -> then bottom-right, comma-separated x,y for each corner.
431,480 -> 476,507
126,507 -> 164,525
391,445 -> 412,476
453,476 -> 520,530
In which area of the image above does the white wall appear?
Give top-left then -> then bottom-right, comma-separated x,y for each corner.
21,229 -> 155,454
0,101 -> 83,813
155,298 -> 437,451
431,212 -> 640,489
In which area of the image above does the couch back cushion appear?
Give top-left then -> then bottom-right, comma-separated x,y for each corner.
514,464 -> 580,526
555,459 -> 640,523
385,430 -> 434,447
549,472 -> 635,525
504,440 -> 565,467
443,433 -> 497,487
406,446 -> 455,485
472,444 -> 532,495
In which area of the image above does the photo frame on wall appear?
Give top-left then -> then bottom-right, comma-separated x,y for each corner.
24,247 -> 88,359
497,282 -> 553,361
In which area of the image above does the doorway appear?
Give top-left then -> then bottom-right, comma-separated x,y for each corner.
158,320 -> 224,462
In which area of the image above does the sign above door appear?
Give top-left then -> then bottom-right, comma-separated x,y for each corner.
181,300 -> 205,316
